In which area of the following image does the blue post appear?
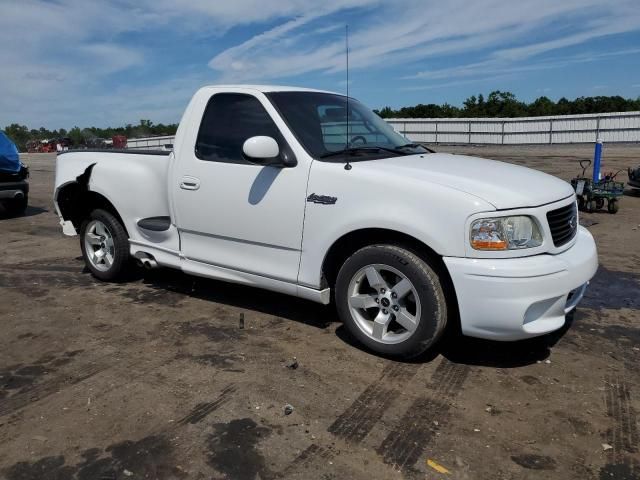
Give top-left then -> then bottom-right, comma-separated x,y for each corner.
593,138 -> 603,182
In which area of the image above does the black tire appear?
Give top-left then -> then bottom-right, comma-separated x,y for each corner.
577,196 -> 585,210
585,200 -> 595,213
335,244 -> 447,359
608,198 -> 619,214
595,198 -> 605,210
2,194 -> 28,217
80,209 -> 130,281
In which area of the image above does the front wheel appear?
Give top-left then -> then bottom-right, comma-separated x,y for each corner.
80,209 -> 130,281
335,245 -> 448,359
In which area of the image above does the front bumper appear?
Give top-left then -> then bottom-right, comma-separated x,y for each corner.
443,226 -> 598,341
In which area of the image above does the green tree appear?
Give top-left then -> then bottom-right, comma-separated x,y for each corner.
68,127 -> 84,146
529,96 -> 556,116
3,124 -> 30,151
375,106 -> 394,118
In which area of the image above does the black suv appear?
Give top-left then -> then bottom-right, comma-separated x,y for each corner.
0,163 -> 29,216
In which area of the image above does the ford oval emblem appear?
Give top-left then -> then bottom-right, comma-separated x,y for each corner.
569,215 -> 576,229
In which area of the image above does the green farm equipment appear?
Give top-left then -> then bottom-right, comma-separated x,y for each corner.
571,160 -> 624,214
629,166 -> 640,190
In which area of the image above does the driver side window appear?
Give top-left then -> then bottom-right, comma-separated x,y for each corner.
195,93 -> 283,164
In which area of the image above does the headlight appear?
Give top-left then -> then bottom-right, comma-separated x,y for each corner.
470,216 -> 543,250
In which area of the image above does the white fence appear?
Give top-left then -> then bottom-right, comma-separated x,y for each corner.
126,135 -> 175,150
386,111 -> 640,145
125,111 -> 640,150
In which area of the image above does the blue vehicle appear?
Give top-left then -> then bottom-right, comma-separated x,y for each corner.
0,131 -> 29,216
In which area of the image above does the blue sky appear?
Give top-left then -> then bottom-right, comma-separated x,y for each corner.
1,0 -> 639,128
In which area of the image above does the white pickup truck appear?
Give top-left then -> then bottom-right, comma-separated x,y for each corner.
54,85 -> 598,358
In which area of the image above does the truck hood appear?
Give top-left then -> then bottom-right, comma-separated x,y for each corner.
363,152 -> 574,210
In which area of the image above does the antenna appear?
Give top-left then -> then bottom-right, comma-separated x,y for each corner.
344,24 -> 352,171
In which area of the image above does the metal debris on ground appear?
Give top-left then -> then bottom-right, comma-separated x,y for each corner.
284,404 -> 294,416
285,357 -> 299,370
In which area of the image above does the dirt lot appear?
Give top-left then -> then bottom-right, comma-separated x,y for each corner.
0,146 -> 639,480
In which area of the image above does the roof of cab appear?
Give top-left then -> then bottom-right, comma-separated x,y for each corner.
200,84 -> 341,95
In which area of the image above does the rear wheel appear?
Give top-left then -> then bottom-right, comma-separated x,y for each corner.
80,209 -> 130,281
335,245 -> 447,359
595,198 -> 605,210
608,198 -> 619,214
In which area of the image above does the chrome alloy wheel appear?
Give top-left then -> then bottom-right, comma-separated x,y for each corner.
83,220 -> 115,272
347,263 -> 421,344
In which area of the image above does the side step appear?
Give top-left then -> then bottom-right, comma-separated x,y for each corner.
137,216 -> 171,232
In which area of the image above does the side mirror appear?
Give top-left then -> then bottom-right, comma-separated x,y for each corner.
243,136 -> 282,166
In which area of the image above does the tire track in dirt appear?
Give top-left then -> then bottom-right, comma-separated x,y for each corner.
176,385 -> 237,425
327,362 -> 420,443
0,361 -> 110,418
280,362 -> 421,477
277,443 -> 335,478
600,374 -> 640,479
376,358 -> 470,471
0,336 -> 159,418
1,384 -> 238,480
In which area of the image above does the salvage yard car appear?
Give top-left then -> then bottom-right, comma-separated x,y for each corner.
0,131 -> 29,216
53,85 -> 598,358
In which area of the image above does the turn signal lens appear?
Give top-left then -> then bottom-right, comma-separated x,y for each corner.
470,216 -> 542,251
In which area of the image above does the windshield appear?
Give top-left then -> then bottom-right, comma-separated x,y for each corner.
266,91 -> 427,160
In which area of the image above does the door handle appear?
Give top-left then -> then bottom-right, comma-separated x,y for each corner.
180,176 -> 200,191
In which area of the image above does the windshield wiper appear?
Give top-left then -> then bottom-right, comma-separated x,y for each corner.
397,142 -> 435,153
320,146 -> 407,159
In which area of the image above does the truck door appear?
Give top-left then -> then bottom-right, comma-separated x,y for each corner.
171,91 -> 309,284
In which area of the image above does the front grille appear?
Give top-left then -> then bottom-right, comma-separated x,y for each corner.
546,202 -> 578,247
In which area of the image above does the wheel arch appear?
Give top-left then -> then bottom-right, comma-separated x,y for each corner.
56,179 -> 127,235
321,228 -> 460,327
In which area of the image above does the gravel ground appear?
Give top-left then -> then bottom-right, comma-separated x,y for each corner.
0,146 -> 639,480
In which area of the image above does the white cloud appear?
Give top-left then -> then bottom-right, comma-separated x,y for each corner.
207,0 -> 640,85
1,0 -> 639,128
404,48 -> 640,83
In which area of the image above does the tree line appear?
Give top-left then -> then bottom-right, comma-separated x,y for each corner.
374,91 -> 640,118
4,92 -> 640,150
3,119 -> 178,152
